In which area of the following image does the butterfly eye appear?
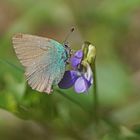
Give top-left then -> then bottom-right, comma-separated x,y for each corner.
64,44 -> 69,48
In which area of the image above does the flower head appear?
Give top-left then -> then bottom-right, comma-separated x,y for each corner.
58,49 -> 93,93
70,50 -> 83,68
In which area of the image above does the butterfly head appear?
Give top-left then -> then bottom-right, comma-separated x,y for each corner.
63,43 -> 72,61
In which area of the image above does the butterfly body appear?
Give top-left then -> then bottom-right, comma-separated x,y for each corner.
12,33 -> 68,94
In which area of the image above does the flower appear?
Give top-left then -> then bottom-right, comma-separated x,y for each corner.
70,50 -> 83,68
58,49 -> 93,93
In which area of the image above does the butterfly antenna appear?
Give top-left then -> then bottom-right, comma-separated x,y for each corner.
64,27 -> 74,44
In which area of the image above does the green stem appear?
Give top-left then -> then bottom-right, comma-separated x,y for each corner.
92,61 -> 99,124
0,59 -> 23,72
56,89 -> 90,113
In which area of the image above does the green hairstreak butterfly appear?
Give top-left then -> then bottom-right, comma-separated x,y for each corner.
12,28 -> 74,94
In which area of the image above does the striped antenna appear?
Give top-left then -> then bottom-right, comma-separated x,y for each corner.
64,27 -> 74,43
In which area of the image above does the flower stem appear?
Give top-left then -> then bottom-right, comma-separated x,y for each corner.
56,89 -> 90,113
0,59 -> 23,72
92,61 -> 99,124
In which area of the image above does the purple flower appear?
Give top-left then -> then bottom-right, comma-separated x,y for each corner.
70,50 -> 83,68
58,50 -> 93,93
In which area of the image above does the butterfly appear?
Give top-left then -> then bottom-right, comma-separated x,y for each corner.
12,28 -> 74,94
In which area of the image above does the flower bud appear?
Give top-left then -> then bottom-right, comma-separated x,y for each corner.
82,41 -> 96,64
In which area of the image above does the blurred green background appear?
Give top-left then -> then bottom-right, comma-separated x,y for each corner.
0,0 -> 140,139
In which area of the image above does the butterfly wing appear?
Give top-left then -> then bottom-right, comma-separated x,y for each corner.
12,33 -> 67,94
